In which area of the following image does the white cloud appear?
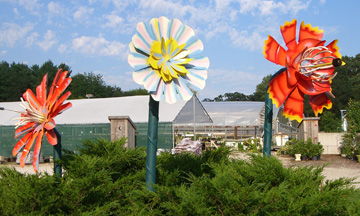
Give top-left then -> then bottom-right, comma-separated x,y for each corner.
227,27 -> 264,51
137,0 -> 194,18
37,30 -> 57,51
238,0 -> 260,14
259,1 -> 286,15
58,44 -> 68,53
13,8 -> 20,16
286,0 -> 310,15
0,50 -> 6,55
73,6 -> 94,23
72,35 -> 127,57
18,0 -> 43,15
26,32 -> 39,47
0,22 -> 33,47
47,2 -> 65,24
103,14 -> 124,29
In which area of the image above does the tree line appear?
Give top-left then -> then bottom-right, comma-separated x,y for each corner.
0,60 -> 148,102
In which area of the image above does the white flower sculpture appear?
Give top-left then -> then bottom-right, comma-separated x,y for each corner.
128,16 -> 209,104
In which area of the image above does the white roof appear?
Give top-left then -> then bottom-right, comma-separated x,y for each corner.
202,101 -> 266,126
0,95 -> 212,126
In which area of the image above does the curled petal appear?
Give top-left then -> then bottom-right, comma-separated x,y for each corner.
184,38 -> 204,55
263,36 -> 286,67
152,80 -> 165,101
164,81 -> 178,104
187,56 -> 210,70
326,39 -> 343,60
149,18 -> 161,42
283,87 -> 304,122
136,22 -> 156,46
52,102 -> 72,117
49,69 -> 68,99
48,78 -> 72,106
186,71 -> 206,91
15,122 -> 36,138
299,21 -> 324,42
280,19 -> 297,50
128,52 -> 148,69
46,129 -> 58,145
36,73 -> 48,106
177,25 -> 195,45
169,19 -> 183,39
158,16 -> 170,41
23,89 -> 41,111
143,70 -> 161,91
32,130 -> 44,172
174,77 -> 193,101
267,70 -> 295,107
12,132 -> 32,156
20,132 -> 38,168
51,91 -> 72,115
132,34 -> 151,54
44,118 -> 56,130
309,94 -> 332,117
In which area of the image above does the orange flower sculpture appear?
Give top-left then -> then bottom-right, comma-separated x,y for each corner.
13,69 -> 72,172
263,19 -> 344,122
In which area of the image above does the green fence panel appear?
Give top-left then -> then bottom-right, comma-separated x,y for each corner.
0,122 -> 173,158
0,124 -> 111,157
135,122 -> 173,149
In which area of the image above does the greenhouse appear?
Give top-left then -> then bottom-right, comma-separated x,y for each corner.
175,101 -> 297,142
0,95 -> 298,158
0,95 -> 211,157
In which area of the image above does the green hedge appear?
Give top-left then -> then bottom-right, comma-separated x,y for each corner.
0,138 -> 359,215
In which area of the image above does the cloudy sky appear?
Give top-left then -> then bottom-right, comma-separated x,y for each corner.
1,0 -> 359,100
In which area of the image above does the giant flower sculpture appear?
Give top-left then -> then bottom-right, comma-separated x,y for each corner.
263,19 -> 344,122
128,16 -> 209,104
13,69 -> 72,172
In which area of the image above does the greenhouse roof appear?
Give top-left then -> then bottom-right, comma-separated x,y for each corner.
202,101 -> 266,126
0,95 -> 212,126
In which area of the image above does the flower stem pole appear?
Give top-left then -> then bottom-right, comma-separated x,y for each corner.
263,68 -> 287,157
263,90 -> 273,158
53,128 -> 62,178
146,96 -> 159,192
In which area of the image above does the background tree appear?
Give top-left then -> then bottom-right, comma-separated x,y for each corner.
249,74 -> 272,101
318,110 -> 341,132
0,60 -> 148,101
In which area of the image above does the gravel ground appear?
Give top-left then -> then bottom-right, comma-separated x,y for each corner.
2,153 -> 360,188
229,152 -> 360,188
276,154 -> 360,188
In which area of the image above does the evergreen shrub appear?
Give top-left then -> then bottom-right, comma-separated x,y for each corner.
0,138 -> 358,215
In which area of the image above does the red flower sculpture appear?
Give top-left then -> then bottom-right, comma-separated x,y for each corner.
13,69 -> 72,172
263,19 -> 344,122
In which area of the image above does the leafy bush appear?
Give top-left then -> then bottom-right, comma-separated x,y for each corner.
238,138 -> 262,153
285,138 -> 324,158
0,138 -> 359,215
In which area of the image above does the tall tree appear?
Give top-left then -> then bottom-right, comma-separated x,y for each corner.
250,74 -> 272,101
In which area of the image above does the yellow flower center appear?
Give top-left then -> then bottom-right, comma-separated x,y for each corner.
148,37 -> 193,82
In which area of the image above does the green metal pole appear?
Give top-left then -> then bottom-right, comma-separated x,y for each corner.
263,68 -> 287,157
53,128 -> 62,178
263,90 -> 273,157
146,96 -> 159,192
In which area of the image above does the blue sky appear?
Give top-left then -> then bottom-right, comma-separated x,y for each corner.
1,0 -> 359,100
